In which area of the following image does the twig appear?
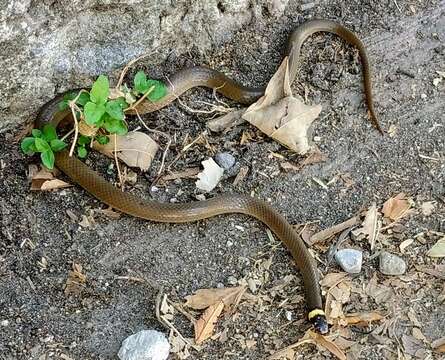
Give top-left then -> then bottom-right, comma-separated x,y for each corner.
310,216 -> 358,245
114,134 -> 123,188
124,85 -> 155,113
67,89 -> 88,157
60,128 -> 75,142
393,0 -> 402,12
115,53 -> 153,90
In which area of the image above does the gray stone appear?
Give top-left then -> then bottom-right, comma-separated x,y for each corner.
335,249 -> 363,274
214,152 -> 236,170
0,0 -> 262,132
379,251 -> 406,275
118,330 -> 170,360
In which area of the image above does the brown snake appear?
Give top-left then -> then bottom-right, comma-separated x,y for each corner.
35,20 -> 384,334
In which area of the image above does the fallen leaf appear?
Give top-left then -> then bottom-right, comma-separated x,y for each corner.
185,286 -> 246,310
233,165 -> 249,186
320,273 -> 349,288
97,206 -> 121,219
366,274 -> 393,304
344,312 -> 384,326
94,131 -> 158,171
402,334 -> 427,357
160,167 -> 200,183
64,263 -> 86,296
415,264 -> 445,279
195,158 -> 224,192
432,336 -> 445,353
382,193 -> 412,221
357,203 -> 380,250
242,57 -> 321,154
426,237 -> 445,257
29,166 -> 71,191
309,331 -> 346,360
194,300 -> 224,344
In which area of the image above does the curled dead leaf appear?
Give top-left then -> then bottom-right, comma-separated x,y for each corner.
382,193 -> 412,221
194,300 -> 224,344
357,203 -> 380,250
94,131 -> 158,171
29,165 -> 71,191
309,330 -> 346,360
344,311 -> 384,326
242,57 -> 321,154
185,286 -> 246,311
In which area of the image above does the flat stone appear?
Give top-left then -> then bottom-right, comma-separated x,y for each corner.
214,152 -> 236,170
118,330 -> 170,360
379,251 -> 406,275
335,249 -> 363,274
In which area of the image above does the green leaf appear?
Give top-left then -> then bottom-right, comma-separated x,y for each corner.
104,117 -> 128,135
21,137 -> 36,155
63,91 -> 78,101
50,139 -> 67,152
84,101 -> 106,126
78,135 -> 91,146
76,92 -> 90,106
145,80 -> 167,101
32,129 -> 42,138
90,75 -> 109,104
42,124 -> 57,142
41,150 -> 55,169
77,146 -> 88,158
114,97 -> 129,109
134,71 -> 147,94
58,100 -> 69,111
96,135 -> 109,145
106,99 -> 125,120
34,137 -> 51,152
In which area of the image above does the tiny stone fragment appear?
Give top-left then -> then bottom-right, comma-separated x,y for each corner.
335,249 -> 363,274
214,152 -> 236,170
379,251 -> 406,275
118,330 -> 170,360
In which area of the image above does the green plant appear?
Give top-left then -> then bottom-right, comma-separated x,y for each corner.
21,124 -> 67,169
21,71 -> 166,168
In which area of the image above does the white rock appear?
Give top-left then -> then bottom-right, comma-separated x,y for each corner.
335,249 -> 363,274
379,251 -> 406,275
118,330 -> 170,360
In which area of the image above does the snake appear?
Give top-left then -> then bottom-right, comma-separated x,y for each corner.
35,20 -> 384,335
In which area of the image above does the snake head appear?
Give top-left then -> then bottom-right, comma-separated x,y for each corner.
308,309 -> 329,334
311,314 -> 329,334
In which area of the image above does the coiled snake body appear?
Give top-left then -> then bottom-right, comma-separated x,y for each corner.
36,20 -> 383,334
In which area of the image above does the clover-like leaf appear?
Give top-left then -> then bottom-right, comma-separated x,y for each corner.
32,129 -> 42,138
104,117 -> 128,135
21,137 -> 36,155
145,79 -> 167,101
77,146 -> 88,158
106,99 -> 125,120
90,75 -> 109,104
77,135 -> 91,146
96,135 -> 109,145
50,139 -> 67,152
84,102 -> 106,126
34,137 -> 51,152
134,71 -> 148,94
42,124 -> 57,142
41,150 -> 55,169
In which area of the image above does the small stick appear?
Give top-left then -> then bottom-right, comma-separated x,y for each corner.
309,216 -> 359,245
124,85 -> 155,113
113,134 -> 123,188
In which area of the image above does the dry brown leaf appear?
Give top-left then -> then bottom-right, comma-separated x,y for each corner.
344,312 -> 384,326
432,337 -> 445,353
194,300 -> 224,344
310,216 -> 358,245
185,286 -> 246,310
382,193 -> 412,221
94,131 -> 158,171
320,272 -> 349,288
365,274 -> 393,304
415,264 -> 445,279
64,263 -> 86,296
233,165 -> 249,186
309,331 -> 347,360
426,237 -> 445,257
97,206 -> 122,219
160,167 -> 200,182
242,57 -> 321,154
357,203 -> 380,250
30,166 -> 71,191
333,337 -> 357,350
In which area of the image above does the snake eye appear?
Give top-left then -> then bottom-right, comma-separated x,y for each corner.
312,314 -> 329,334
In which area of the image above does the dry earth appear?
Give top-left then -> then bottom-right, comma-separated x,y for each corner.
1,0 -> 444,359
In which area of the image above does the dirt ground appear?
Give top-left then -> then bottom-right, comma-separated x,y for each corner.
1,0 -> 444,359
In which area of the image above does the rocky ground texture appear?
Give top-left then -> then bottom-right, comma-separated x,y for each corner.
1,0 -> 444,359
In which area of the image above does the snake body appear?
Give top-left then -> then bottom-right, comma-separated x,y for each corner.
36,20 -> 383,334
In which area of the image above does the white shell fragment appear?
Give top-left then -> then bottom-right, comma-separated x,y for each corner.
195,158 -> 224,192
118,329 -> 170,360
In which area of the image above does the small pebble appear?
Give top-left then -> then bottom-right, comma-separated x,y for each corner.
1,320 -> 9,327
226,240 -> 233,247
379,251 -> 406,275
335,249 -> 363,274
196,194 -> 206,201
214,152 -> 236,170
285,310 -> 293,321
420,93 -> 427,99
118,330 -> 170,360
227,276 -> 238,285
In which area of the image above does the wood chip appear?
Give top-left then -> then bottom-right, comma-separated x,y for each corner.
160,167 -> 200,182
309,216 -> 358,245
233,165 -> 249,186
194,300 -> 224,344
64,263 -> 86,296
